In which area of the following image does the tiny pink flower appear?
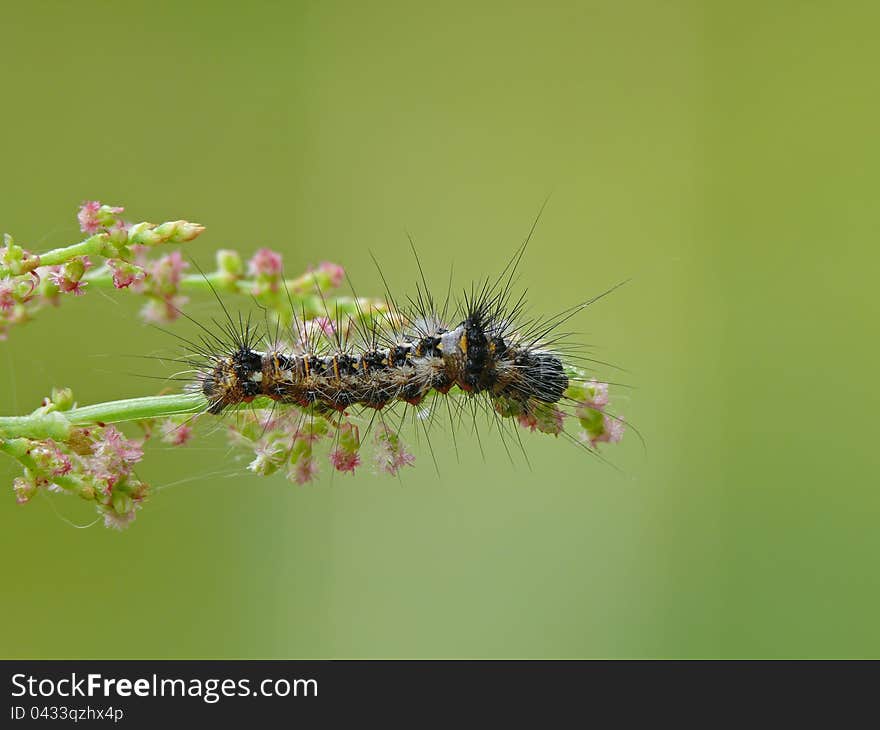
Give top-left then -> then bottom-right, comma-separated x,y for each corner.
29,439 -> 72,479
248,248 -> 284,278
583,380 -> 609,410
104,428 -> 144,463
248,439 -> 289,476
588,414 -> 625,446
48,257 -> 91,296
108,259 -> 146,289
517,406 -> 564,435
77,201 -> 102,234
13,476 -> 37,505
161,419 -> 193,446
48,270 -> 88,296
101,504 -> 140,531
292,456 -> 319,484
77,201 -> 124,234
0,278 -> 14,312
107,219 -> 131,245
517,413 -> 538,431
317,261 -> 345,288
299,316 -> 336,342
140,294 -> 189,323
329,448 -> 360,473
130,243 -> 150,268
150,250 -> 188,292
91,426 -> 144,488
373,427 -> 415,476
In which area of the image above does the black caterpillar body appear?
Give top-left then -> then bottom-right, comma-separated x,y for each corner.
200,310 -> 568,416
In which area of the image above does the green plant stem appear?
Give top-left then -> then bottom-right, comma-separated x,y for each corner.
35,235 -> 108,268
0,393 -> 208,442
68,392 -> 207,425
0,235 -> 108,277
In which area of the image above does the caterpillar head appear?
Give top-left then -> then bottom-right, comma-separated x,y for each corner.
512,350 -> 568,404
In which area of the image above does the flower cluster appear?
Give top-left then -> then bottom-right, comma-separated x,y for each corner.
224,397 -> 414,485
3,389 -> 149,530
0,202 -> 205,338
213,248 -> 359,327
0,201 -> 361,336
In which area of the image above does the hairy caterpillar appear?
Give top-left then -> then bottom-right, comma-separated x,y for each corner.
200,274 -> 570,418
160,221 -> 630,481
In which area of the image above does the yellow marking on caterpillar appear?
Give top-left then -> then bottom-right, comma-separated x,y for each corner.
303,356 -> 310,377
459,334 -> 468,355
332,356 -> 340,380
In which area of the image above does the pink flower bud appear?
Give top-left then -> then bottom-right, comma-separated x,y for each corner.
127,222 -> 163,246
582,380 -> 609,410
77,201 -> 124,234
248,248 -> 284,278
13,476 -> 37,504
588,414 -> 625,446
317,261 -> 345,288
291,455 -> 319,485
108,259 -> 146,289
140,294 -> 189,323
216,249 -> 244,278
517,405 -> 564,435
0,278 -> 14,312
150,251 -> 188,291
160,419 -> 193,446
298,316 -> 336,343
153,220 -> 206,243
100,503 -> 140,531
373,426 -> 415,475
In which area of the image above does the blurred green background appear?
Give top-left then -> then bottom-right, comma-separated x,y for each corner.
1,1 -> 878,658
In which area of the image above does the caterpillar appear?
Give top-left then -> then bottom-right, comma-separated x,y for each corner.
199,280 -> 570,417
162,224 -> 629,481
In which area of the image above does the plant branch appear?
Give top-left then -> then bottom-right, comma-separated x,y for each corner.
0,393 -> 209,442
